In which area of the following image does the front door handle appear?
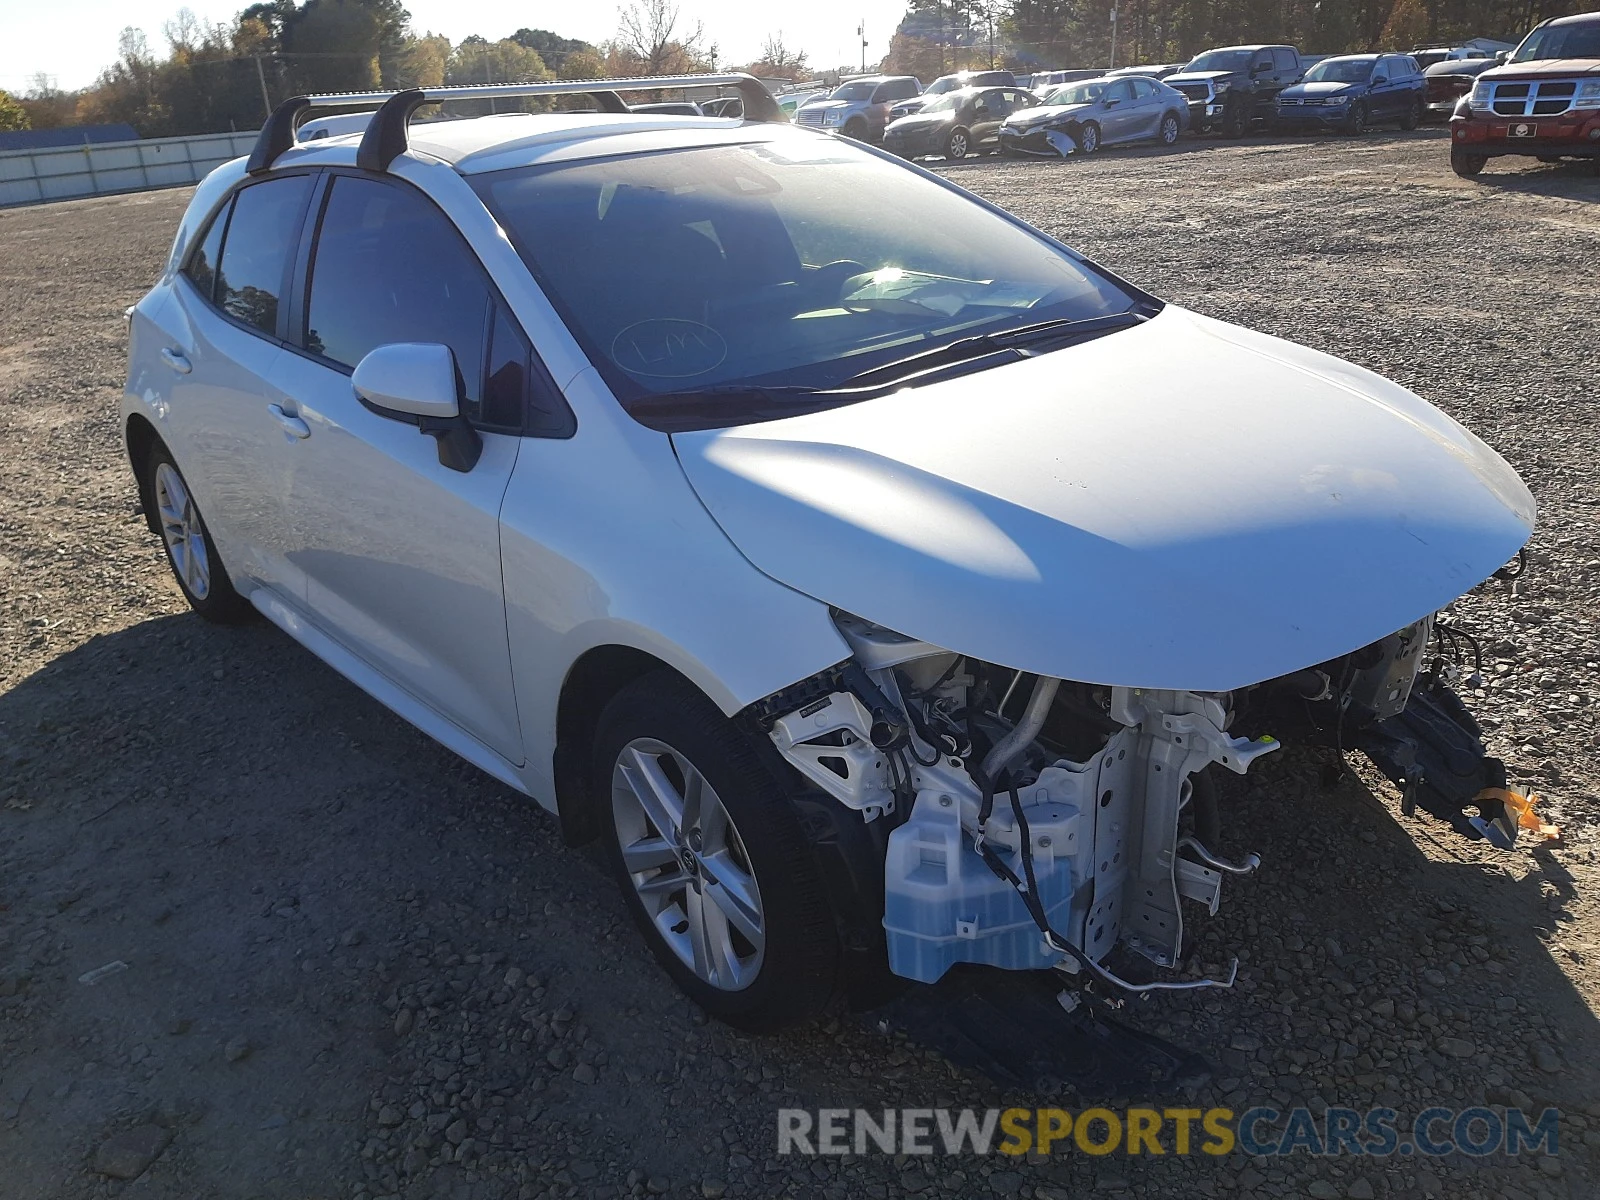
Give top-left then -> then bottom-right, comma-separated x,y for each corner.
160,347 -> 192,374
267,403 -> 311,440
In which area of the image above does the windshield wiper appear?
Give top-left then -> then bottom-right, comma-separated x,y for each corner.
837,308 -> 1151,389
634,307 -> 1155,431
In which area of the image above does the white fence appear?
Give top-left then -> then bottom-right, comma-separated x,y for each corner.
0,130 -> 260,209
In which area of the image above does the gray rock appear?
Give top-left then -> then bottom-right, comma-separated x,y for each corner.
572,1063 -> 596,1084
91,1125 -> 173,1180
1307,1183 -> 1338,1200
445,1118 -> 468,1145
1437,1036 -> 1475,1058
1532,1043 -> 1562,1072
1347,1179 -> 1375,1200
394,1008 -> 414,1036
700,1181 -> 727,1199
223,1035 -> 252,1063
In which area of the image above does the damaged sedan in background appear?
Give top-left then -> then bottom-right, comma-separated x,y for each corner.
998,75 -> 1190,155
124,78 -> 1535,1037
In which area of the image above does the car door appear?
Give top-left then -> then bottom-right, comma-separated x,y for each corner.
1128,78 -> 1163,137
968,89 -> 1006,145
1098,80 -> 1140,142
268,172 -> 529,764
152,173 -> 316,603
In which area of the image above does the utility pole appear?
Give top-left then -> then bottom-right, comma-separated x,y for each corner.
857,21 -> 867,73
253,54 -> 271,121
1109,6 -> 1119,70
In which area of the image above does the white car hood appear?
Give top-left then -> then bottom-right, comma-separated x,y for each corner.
671,307 -> 1534,691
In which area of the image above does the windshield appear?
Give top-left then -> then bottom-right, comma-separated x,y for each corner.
1304,58 -> 1376,83
926,76 -> 961,95
1511,18 -> 1600,63
1043,82 -> 1105,105
1183,49 -> 1253,72
919,91 -> 964,113
472,139 -> 1138,423
830,81 -> 876,101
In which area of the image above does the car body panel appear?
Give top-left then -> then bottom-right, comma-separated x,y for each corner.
498,367 -> 852,802
1449,20 -> 1600,162
883,87 -> 1036,157
671,306 -> 1532,693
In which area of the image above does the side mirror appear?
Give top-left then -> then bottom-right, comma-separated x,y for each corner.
1495,51 -> 1508,63
353,343 -> 481,473
1372,75 -> 1388,86
1103,96 -> 1120,106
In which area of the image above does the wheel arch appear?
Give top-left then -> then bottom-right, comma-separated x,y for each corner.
125,412 -> 163,535
552,644 -> 705,847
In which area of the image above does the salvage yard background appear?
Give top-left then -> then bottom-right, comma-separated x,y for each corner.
1,129 -> 1597,1200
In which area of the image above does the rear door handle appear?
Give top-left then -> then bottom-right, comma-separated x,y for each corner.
267,403 -> 311,440
160,348 -> 192,374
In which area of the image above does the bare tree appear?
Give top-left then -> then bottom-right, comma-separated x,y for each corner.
614,0 -> 706,73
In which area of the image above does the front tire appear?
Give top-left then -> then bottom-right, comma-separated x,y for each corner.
1221,100 -> 1246,138
145,443 -> 252,623
595,671 -> 839,1031
1400,97 -> 1422,131
1075,121 -> 1101,154
1159,112 -> 1181,145
1451,150 -> 1487,177
944,126 -> 971,160
842,118 -> 868,141
1345,101 -> 1369,136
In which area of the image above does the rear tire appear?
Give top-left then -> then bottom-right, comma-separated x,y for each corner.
1451,150 -> 1487,177
595,670 -> 840,1031
1159,112 -> 1181,145
145,443 -> 253,624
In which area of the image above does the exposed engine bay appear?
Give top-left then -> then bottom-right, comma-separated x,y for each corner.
750,605 -> 1528,996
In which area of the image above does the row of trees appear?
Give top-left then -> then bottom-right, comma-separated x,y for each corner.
6,0 -> 814,138
884,0 -> 1582,78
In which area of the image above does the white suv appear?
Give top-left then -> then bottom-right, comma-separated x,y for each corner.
125,73 -> 1533,1030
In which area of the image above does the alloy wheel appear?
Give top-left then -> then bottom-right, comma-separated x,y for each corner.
611,737 -> 765,991
947,130 -> 968,159
154,461 -> 211,601
1079,123 -> 1100,153
1161,115 -> 1180,145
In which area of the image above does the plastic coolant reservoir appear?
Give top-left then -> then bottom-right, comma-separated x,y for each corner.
883,786 -> 1088,984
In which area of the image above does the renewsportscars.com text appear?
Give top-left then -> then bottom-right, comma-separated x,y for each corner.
777,1106 -> 1561,1159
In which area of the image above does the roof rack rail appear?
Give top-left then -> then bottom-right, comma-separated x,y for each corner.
246,73 -> 783,176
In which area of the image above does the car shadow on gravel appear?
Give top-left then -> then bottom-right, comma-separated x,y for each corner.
1461,161 -> 1600,202
2,615 -> 1596,1197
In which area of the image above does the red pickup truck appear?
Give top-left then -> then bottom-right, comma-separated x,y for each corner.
1449,10 -> 1600,176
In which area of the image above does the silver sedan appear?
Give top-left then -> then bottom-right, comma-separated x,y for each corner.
999,75 -> 1191,156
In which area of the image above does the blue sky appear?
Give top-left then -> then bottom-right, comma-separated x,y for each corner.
0,0 -> 905,94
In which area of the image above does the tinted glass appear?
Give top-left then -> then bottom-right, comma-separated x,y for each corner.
1511,18 -> 1600,63
304,176 -> 488,416
1130,78 -> 1156,98
1305,58 -> 1377,83
1274,48 -> 1297,71
1110,81 -> 1135,101
184,200 -> 230,304
1185,50 -> 1252,72
474,140 -> 1136,419
216,176 -> 311,336
483,305 -> 528,432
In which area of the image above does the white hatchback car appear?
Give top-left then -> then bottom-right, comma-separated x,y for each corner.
125,74 -> 1533,1031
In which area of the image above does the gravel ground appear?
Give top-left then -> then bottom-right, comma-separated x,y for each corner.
0,128 -> 1597,1200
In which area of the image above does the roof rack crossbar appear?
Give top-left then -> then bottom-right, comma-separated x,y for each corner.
247,73 -> 783,175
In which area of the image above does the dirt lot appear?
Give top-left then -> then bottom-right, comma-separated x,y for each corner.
1,129 -> 1597,1200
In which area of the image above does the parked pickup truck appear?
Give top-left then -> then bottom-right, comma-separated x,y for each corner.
1449,9 -> 1600,176
1165,44 -> 1306,135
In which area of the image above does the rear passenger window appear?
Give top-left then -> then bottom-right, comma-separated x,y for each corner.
1274,48 -> 1297,73
305,176 -> 491,418
183,201 -> 230,303
215,175 -> 312,337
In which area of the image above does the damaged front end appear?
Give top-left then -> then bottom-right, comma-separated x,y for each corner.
749,605 -> 1531,999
